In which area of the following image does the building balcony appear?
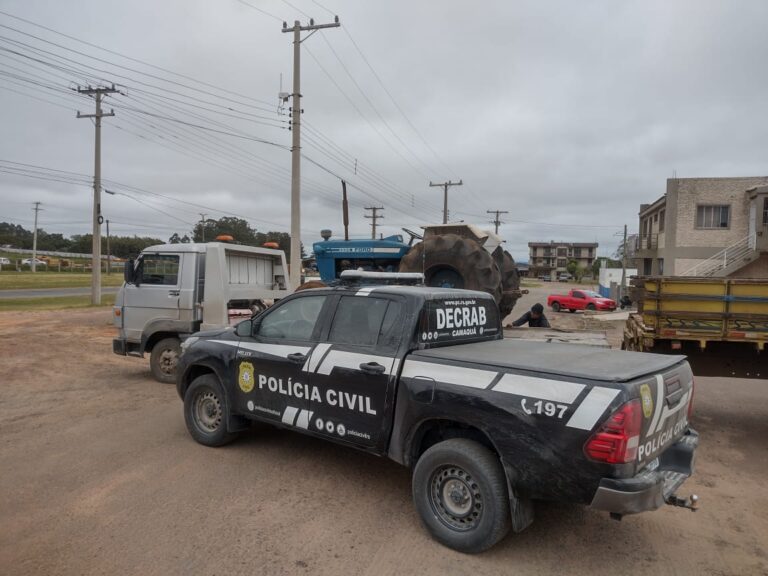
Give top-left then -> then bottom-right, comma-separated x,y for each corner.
635,233 -> 658,255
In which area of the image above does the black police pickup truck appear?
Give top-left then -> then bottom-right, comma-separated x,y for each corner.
176,280 -> 699,553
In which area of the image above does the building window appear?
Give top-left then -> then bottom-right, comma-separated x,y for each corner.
763,198 -> 768,225
557,248 -> 567,257
696,205 -> 730,229
659,210 -> 665,232
574,247 -> 582,258
658,258 -> 664,275
643,258 -> 652,275
557,258 -> 567,268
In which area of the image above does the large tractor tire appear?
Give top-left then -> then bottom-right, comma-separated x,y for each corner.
398,234 -> 502,302
493,247 -> 521,320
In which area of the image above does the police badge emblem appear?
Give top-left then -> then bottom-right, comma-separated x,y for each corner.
639,383 -> 653,419
238,361 -> 255,393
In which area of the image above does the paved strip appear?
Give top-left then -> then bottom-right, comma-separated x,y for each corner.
0,287 -> 120,299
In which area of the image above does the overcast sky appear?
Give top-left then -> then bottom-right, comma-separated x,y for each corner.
1,0 -> 767,261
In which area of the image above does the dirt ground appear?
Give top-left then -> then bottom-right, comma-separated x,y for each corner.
1,302 -> 767,576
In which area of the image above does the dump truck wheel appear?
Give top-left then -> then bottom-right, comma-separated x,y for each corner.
399,234 -> 501,301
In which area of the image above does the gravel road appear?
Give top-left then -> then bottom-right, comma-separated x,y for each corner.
0,307 -> 766,576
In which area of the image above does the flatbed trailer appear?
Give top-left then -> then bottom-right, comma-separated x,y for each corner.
623,277 -> 768,378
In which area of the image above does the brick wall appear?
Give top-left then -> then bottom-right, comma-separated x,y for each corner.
673,177 -> 768,248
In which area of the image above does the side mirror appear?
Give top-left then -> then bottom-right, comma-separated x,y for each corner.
124,259 -> 135,283
235,319 -> 253,338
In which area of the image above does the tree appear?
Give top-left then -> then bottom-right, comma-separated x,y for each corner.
168,232 -> 191,244
192,216 -> 259,244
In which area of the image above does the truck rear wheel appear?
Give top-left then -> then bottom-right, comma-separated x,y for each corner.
150,337 -> 181,383
184,374 -> 239,447
412,438 -> 511,553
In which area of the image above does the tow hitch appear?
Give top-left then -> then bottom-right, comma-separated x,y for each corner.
666,494 -> 699,511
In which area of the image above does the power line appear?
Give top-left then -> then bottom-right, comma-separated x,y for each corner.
234,0 -> 284,22
0,10 -> 278,108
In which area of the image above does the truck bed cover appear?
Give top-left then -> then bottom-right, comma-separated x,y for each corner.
413,339 -> 685,383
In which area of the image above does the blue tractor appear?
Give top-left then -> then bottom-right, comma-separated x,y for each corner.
312,224 -> 522,318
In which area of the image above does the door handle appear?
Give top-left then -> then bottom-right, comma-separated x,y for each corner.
360,362 -> 386,375
287,353 -> 308,365
168,290 -> 180,297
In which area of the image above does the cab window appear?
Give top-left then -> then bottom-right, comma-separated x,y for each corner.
573,291 -> 585,299
258,295 -> 326,341
329,296 -> 402,348
140,254 -> 180,285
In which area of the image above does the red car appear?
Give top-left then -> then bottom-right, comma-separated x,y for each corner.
547,289 -> 616,313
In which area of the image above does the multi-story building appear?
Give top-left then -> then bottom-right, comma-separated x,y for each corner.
635,177 -> 768,277
528,241 -> 597,277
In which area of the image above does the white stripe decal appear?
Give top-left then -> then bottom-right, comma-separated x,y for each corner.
493,374 -> 585,404
295,410 -> 314,429
281,406 -> 299,426
652,390 -> 691,434
647,374 -> 665,434
316,350 -> 395,375
566,387 -> 620,430
401,360 -> 496,390
303,343 -> 333,372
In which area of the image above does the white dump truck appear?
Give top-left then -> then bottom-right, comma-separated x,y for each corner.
112,242 -> 291,382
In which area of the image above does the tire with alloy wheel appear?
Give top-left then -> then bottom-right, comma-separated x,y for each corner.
412,438 -> 511,553
551,302 -> 561,313
586,303 -> 596,311
184,374 -> 239,447
150,337 -> 181,383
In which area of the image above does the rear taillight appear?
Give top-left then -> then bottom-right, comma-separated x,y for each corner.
687,379 -> 695,421
584,399 -> 642,464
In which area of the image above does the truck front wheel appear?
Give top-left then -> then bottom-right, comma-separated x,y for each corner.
412,439 -> 511,553
551,302 -> 561,312
184,374 -> 239,447
150,337 -> 181,383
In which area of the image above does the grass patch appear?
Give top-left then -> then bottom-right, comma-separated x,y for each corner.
0,293 -> 116,312
0,272 -> 124,290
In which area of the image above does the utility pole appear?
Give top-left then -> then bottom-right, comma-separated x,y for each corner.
199,213 -> 208,242
619,224 -> 628,302
31,201 -> 42,272
429,180 -> 463,224
342,180 -> 349,241
282,16 -> 340,289
364,206 -> 384,239
486,209 -> 508,235
106,219 -> 111,275
77,84 -> 118,305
